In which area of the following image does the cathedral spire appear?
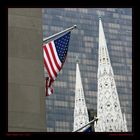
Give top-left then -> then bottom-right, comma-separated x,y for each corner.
95,17 -> 127,132
73,60 -> 89,132
98,17 -> 113,77
98,17 -> 110,65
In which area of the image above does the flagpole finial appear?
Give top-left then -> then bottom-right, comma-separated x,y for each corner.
74,25 -> 77,28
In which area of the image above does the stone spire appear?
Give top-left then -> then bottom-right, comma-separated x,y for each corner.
94,17 -> 127,132
123,113 -> 128,132
73,60 -> 90,132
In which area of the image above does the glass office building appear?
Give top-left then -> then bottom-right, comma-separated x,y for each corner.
42,8 -> 132,132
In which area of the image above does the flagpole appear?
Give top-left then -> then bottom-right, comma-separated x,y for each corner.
43,25 -> 77,43
72,117 -> 98,132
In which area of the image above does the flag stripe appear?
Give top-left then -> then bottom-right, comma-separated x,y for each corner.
43,50 -> 55,80
43,45 -> 57,78
43,50 -> 52,78
48,77 -> 54,87
45,78 -> 49,96
48,87 -> 53,95
46,79 -> 53,96
50,42 -> 62,68
43,58 -> 53,80
46,44 -> 60,74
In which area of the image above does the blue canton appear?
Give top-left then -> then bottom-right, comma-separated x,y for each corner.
54,32 -> 71,63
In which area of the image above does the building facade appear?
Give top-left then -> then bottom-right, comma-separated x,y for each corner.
42,8 -> 132,132
8,8 -> 46,132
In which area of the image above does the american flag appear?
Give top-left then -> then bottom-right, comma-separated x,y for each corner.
43,32 -> 71,96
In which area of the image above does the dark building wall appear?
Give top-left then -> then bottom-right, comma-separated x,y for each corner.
42,8 -> 132,132
8,8 -> 46,132
88,109 -> 97,132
